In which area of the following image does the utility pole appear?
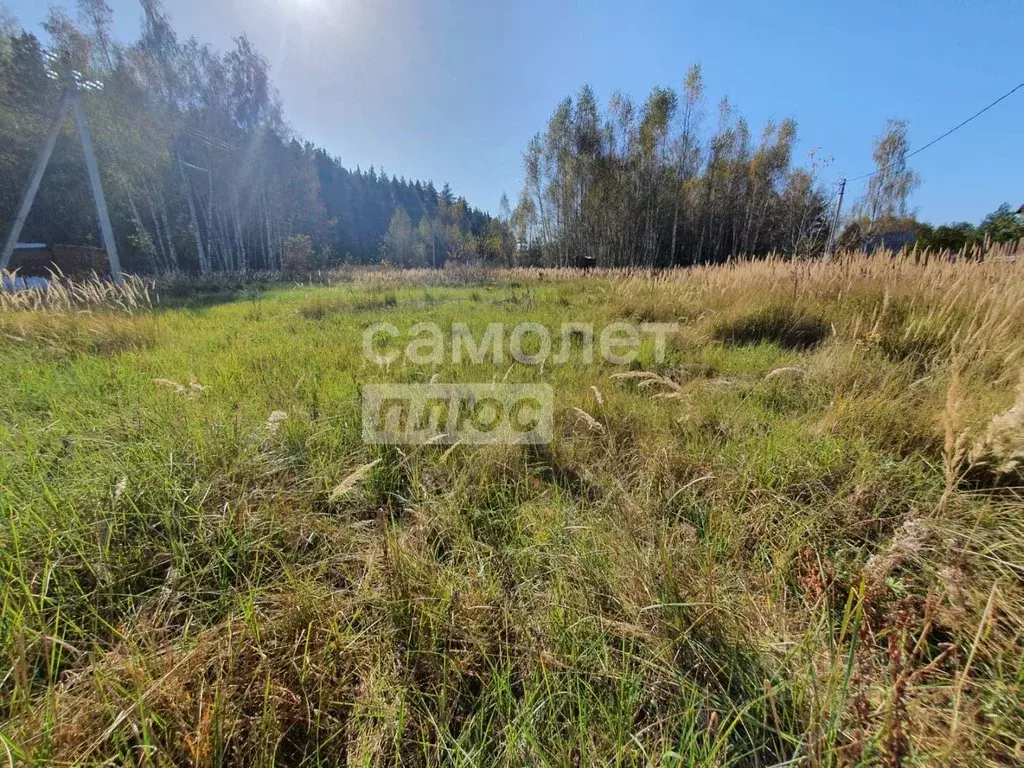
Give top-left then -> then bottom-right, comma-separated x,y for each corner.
824,178 -> 846,260
0,52 -> 123,283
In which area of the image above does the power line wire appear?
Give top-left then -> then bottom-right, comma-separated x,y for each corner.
845,81 -> 1024,183
179,159 -> 210,174
185,128 -> 239,153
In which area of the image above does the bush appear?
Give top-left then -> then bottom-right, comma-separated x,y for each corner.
282,234 -> 314,273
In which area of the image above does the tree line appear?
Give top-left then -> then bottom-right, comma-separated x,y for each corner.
1,2 -> 1018,275
0,0 -> 498,274
510,73 -> 1022,266
510,68 -> 834,267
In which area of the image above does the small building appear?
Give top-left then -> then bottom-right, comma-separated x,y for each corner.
864,230 -> 916,254
8,243 -> 52,264
6,243 -> 109,279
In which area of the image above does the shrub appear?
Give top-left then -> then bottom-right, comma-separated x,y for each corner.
281,234 -> 314,273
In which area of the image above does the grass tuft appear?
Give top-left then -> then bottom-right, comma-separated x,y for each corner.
713,303 -> 831,350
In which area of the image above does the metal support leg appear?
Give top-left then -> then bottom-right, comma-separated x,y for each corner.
0,89 -> 72,272
72,94 -> 123,283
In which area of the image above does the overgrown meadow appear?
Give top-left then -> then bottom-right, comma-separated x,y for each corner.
1,254 -> 1022,766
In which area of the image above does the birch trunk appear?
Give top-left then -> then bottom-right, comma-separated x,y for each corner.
177,152 -> 208,274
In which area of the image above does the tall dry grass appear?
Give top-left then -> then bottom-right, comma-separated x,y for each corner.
0,270 -> 151,314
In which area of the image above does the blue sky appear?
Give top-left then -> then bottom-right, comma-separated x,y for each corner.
4,0 -> 1023,223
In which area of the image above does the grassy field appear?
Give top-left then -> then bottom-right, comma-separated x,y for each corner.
1,255 -> 1022,766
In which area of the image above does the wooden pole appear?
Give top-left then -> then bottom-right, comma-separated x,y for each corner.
824,178 -> 846,260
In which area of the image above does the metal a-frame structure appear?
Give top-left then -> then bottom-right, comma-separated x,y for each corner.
0,52 -> 123,283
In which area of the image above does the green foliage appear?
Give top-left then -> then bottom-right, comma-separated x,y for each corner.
913,221 -> 981,253
383,206 -> 414,266
281,233 -> 313,273
846,202 -> 1022,255
978,202 -> 1024,244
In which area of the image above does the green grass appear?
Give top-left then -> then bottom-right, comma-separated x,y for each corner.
1,258 -> 1023,766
